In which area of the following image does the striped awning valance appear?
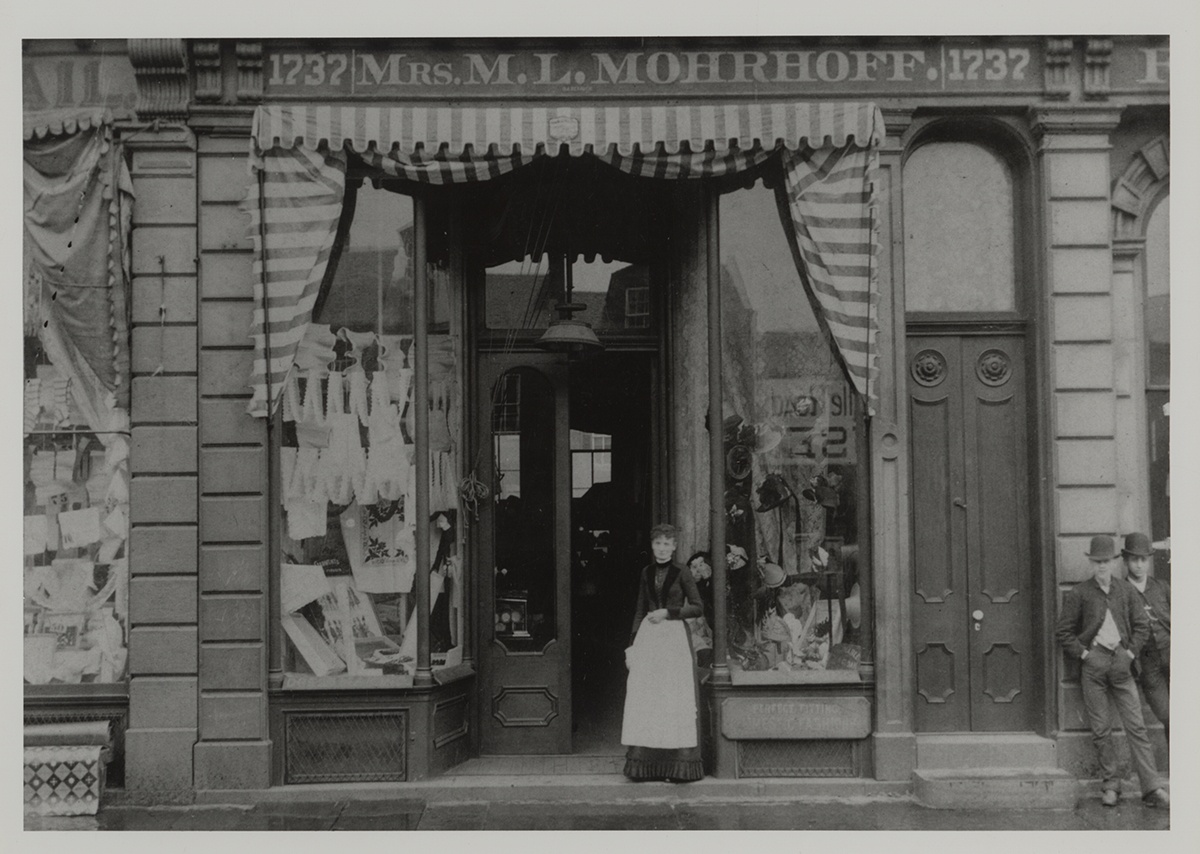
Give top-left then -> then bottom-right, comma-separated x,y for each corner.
253,101 -> 884,157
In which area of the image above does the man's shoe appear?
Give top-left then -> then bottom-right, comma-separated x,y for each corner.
1101,789 -> 1120,807
1143,788 -> 1170,809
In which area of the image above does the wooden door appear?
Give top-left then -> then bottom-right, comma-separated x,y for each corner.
476,353 -> 572,753
909,335 -> 1034,732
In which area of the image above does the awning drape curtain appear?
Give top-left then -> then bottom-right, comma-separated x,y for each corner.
244,101 -> 883,417
24,113 -> 134,424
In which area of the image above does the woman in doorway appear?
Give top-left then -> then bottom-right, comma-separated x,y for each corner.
621,523 -> 704,782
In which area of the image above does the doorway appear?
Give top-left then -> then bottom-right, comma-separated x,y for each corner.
907,333 -> 1037,732
475,350 -> 654,755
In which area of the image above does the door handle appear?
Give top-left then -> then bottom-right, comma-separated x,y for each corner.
972,609 -> 984,632
953,498 -> 967,509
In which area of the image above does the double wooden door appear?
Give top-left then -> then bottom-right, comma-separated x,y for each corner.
908,334 -> 1035,732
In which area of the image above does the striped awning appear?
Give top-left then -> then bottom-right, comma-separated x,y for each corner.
253,101 -> 884,157
24,107 -> 113,141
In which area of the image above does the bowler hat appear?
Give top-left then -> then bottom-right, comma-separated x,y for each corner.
1121,532 -> 1154,558
1084,535 -> 1118,561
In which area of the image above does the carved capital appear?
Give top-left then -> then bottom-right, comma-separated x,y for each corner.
128,38 -> 190,120
236,42 -> 264,103
1083,38 -> 1114,100
193,41 -> 222,103
1043,37 -> 1076,100
1029,106 -> 1123,140
880,108 -> 915,146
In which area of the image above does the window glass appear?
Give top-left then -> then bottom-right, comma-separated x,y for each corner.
719,181 -> 865,675
485,256 -> 653,332
1145,196 -> 1169,386
279,184 -> 462,684
491,368 -> 556,650
904,142 -> 1016,313
24,337 -> 129,685
1145,194 -> 1169,581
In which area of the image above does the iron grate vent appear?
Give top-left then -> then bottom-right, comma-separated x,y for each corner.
737,739 -> 857,778
284,710 -> 407,784
25,709 -> 127,788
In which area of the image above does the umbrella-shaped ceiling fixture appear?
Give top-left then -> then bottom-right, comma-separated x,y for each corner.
536,247 -> 604,355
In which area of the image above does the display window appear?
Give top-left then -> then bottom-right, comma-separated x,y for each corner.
719,180 -> 866,675
23,336 -> 130,685
276,181 -> 463,685
1144,193 -> 1169,579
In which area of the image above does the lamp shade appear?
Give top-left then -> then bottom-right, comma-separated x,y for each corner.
535,319 -> 604,354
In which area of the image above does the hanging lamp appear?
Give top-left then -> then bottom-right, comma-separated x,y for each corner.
536,250 -> 604,355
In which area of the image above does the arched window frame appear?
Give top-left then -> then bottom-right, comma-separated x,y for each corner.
1112,135 -> 1170,573
900,118 -> 1036,323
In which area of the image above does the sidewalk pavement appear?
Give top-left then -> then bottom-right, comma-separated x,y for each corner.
25,792 -> 1169,831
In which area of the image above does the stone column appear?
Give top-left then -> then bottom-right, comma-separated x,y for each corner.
869,108 -> 916,781
1029,106 -> 1124,773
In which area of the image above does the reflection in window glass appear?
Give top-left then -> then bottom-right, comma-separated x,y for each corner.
1145,196 -> 1169,386
720,182 -> 864,674
486,257 -> 652,332
1145,194 -> 1169,581
904,142 -> 1016,312
279,183 -> 462,684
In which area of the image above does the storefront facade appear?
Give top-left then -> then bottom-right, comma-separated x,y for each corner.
23,36 -> 1169,803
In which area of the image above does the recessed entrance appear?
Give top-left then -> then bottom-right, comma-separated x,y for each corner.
469,159 -> 667,756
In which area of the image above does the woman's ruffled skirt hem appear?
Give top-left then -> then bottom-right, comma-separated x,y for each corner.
623,746 -> 704,782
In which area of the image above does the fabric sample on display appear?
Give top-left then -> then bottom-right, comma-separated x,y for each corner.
281,563 -> 333,613
300,368 -> 326,426
58,506 -> 102,549
101,505 -> 128,539
281,373 -> 302,422
24,516 -> 48,555
293,325 -> 338,372
339,501 -> 416,594
30,450 -> 77,492
286,499 -> 328,540
24,379 -> 41,433
320,413 -> 365,506
29,560 -> 95,613
347,366 -> 370,427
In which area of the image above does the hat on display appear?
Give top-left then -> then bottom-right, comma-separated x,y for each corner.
758,561 -> 787,588
1120,532 -> 1154,558
1084,535 -> 1118,561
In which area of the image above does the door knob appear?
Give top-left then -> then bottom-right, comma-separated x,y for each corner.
953,498 -> 967,509
972,610 -> 984,621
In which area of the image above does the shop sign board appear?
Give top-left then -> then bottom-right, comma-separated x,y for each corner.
23,52 -> 138,114
261,40 -> 1168,101
721,696 -> 871,740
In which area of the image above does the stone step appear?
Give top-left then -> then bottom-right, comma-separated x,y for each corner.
914,768 -> 1080,810
916,733 -> 1058,770
194,775 -> 913,806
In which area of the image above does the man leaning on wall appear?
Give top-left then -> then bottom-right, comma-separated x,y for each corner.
1055,535 -> 1169,809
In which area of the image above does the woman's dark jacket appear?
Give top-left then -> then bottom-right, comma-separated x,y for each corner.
630,561 -> 703,645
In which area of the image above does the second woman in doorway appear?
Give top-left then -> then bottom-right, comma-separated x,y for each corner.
621,523 -> 704,782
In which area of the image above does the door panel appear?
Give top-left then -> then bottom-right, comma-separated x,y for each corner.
477,354 -> 572,754
909,335 -> 1033,732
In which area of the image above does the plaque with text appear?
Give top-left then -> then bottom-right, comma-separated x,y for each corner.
721,696 -> 871,740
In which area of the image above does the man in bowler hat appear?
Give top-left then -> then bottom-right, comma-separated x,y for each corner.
1055,535 -> 1169,808
1122,532 -> 1170,743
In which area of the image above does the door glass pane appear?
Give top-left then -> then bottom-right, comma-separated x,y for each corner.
719,180 -> 866,675
492,368 -> 556,650
904,142 -> 1016,312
